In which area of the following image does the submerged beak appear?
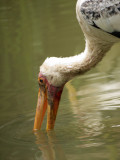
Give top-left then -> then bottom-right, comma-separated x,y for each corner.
33,75 -> 63,131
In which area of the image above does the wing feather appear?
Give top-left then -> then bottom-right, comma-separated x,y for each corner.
80,0 -> 120,37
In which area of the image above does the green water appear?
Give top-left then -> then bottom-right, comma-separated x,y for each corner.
0,0 -> 120,160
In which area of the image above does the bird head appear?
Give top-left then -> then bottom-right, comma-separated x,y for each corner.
33,57 -> 68,131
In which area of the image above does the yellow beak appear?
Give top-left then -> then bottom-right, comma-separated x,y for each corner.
33,76 -> 63,131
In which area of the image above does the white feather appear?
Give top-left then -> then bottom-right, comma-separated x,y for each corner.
95,12 -> 120,33
78,0 -> 120,34
109,14 -> 120,32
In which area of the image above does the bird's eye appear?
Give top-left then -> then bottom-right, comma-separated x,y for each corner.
38,78 -> 45,86
40,79 -> 43,83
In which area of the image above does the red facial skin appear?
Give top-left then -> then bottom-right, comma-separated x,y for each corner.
33,72 -> 64,131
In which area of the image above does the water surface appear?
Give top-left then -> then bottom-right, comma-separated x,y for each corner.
0,0 -> 120,160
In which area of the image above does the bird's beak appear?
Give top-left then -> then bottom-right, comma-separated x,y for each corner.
33,76 -> 63,131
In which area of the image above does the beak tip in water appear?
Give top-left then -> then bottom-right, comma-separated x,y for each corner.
33,75 -> 64,131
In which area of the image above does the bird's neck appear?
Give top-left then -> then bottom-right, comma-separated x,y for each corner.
40,37 -> 113,87
61,38 -> 112,80
76,39 -> 112,73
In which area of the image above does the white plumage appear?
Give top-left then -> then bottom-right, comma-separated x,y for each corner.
79,0 -> 120,34
40,0 -> 120,87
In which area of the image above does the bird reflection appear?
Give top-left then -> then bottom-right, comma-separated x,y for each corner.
34,131 -> 67,160
65,81 -> 104,137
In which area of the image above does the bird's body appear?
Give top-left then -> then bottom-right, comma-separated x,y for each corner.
34,0 -> 120,131
78,0 -> 120,37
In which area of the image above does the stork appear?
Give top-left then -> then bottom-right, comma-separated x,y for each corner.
33,0 -> 120,131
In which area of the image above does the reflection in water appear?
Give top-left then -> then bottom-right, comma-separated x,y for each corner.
65,75 -> 120,138
0,0 -> 120,159
66,81 -> 104,137
34,131 -> 67,160
65,80 -> 120,158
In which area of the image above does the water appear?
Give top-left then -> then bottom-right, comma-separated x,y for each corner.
0,0 -> 120,159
